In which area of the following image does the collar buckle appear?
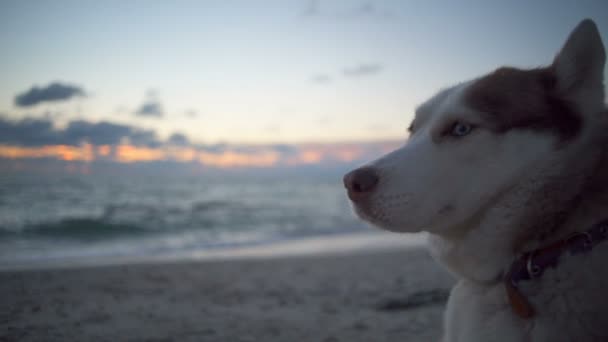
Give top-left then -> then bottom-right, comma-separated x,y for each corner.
505,219 -> 608,319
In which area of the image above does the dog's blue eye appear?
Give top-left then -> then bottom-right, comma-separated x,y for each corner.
450,122 -> 473,137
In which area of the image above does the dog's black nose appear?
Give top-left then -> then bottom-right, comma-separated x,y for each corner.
343,167 -> 379,200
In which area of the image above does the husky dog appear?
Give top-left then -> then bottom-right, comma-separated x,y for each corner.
344,19 -> 608,341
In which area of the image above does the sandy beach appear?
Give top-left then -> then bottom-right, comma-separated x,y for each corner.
0,243 -> 453,342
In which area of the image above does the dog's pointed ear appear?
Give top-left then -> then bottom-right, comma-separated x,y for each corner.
552,19 -> 605,95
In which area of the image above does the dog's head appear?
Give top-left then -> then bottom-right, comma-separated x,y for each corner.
345,19 -> 606,236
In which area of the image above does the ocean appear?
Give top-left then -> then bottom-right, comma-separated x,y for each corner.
0,171 -> 376,268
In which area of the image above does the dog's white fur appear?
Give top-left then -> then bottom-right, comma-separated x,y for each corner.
348,19 -> 608,341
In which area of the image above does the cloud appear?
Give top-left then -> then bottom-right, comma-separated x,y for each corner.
355,2 -> 375,15
311,74 -> 332,84
269,144 -> 299,155
302,1 -> 393,20
135,100 -> 164,117
0,118 -> 404,169
343,63 -> 383,77
302,0 -> 320,16
15,82 -> 86,107
0,116 -> 161,147
168,133 -> 190,146
0,117 -> 59,146
65,120 -> 161,147
351,2 -> 396,19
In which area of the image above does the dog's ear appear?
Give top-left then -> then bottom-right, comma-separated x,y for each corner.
552,19 -> 605,96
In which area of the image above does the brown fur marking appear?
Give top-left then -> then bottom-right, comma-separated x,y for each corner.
465,67 -> 581,141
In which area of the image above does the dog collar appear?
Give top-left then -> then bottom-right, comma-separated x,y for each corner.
504,219 -> 608,319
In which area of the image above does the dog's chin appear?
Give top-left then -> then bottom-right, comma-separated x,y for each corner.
352,204 -> 378,224
352,202 -> 419,233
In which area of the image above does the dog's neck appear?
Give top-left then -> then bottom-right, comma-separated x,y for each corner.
428,132 -> 608,284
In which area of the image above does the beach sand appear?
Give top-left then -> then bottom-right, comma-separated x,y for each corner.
0,246 -> 453,342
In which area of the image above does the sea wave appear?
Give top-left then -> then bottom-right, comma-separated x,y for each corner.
191,200 -> 239,212
5,218 -> 150,240
0,199 -> 250,236
0,174 -> 365,264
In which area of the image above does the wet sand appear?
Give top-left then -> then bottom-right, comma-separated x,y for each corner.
0,246 -> 453,342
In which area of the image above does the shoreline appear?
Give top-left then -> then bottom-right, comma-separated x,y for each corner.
0,230 -> 427,272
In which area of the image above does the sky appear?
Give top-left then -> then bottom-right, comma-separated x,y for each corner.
0,0 -> 607,169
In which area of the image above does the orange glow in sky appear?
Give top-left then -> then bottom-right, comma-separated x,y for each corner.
97,145 -> 111,157
297,150 -> 323,164
0,140 -> 402,168
115,145 -> 166,163
0,144 -> 94,162
198,150 -> 280,168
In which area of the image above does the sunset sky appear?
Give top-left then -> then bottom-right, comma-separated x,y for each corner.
1,0 -> 607,168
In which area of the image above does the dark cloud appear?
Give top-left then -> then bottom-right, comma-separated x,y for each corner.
202,144 -> 276,155
203,143 -> 229,154
302,0 -> 319,16
352,2 -> 396,19
63,120 -> 132,145
201,144 -> 298,158
135,100 -> 164,117
15,82 -> 85,107
355,2 -> 375,15
0,116 -> 161,147
168,133 -> 190,146
65,120 -> 160,147
343,63 -> 383,77
269,144 -> 299,155
0,117 -> 59,146
129,130 -> 162,147
311,74 -> 332,84
302,1 -> 392,19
